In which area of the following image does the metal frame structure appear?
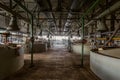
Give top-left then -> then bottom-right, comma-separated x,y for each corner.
0,0 -> 119,67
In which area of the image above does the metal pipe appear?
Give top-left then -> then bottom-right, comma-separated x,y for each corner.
80,0 -> 99,67
66,0 -> 99,35
83,0 -> 100,17
64,0 -> 88,35
78,0 -> 99,28
13,0 -> 35,66
64,0 -> 84,26
85,1 -> 120,27
81,17 -> 84,67
30,15 -> 34,67
46,28 -> 54,35
76,0 -> 100,35
104,24 -> 120,46
13,0 -> 32,15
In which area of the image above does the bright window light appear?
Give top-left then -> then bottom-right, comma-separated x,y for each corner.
52,36 -> 68,41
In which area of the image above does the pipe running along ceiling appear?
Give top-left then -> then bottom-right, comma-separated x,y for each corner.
0,0 -> 119,36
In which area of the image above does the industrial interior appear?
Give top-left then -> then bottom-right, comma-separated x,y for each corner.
0,0 -> 120,80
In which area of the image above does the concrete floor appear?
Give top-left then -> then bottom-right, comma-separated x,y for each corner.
4,46 -> 100,80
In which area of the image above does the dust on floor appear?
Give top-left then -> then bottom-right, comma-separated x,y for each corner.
4,48 -> 100,80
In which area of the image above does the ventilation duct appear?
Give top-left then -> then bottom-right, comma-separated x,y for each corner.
64,0 -> 88,33
7,16 -> 19,31
85,1 -> 120,27
35,0 -> 57,31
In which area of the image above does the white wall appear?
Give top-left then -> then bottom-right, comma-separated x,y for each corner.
0,46 -> 24,80
90,51 -> 120,80
71,44 -> 90,55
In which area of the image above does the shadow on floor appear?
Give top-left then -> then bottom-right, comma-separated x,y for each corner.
4,48 -> 100,80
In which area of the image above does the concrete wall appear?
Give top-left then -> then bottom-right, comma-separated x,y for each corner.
0,46 -> 24,80
90,51 -> 120,80
71,44 -> 90,55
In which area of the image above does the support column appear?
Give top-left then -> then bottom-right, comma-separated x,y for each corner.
30,15 -> 34,67
81,17 -> 84,67
68,35 -> 71,52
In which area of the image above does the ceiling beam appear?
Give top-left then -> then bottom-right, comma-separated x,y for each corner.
36,17 -> 120,20
13,0 -> 32,15
45,27 -> 55,35
85,1 -> 120,27
46,0 -> 57,31
0,2 -> 29,23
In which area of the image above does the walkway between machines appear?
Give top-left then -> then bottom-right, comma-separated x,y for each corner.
5,47 -> 100,80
